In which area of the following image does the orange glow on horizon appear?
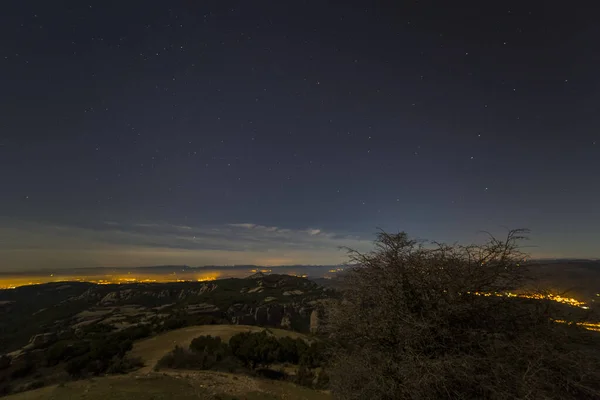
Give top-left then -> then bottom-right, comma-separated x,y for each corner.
0,271 -> 226,289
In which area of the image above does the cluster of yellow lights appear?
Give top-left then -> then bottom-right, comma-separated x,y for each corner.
0,274 -> 222,289
553,319 -> 600,332
249,269 -> 273,273
197,275 -> 219,282
469,291 -> 589,309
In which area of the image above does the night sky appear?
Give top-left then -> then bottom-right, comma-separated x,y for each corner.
1,1 -> 599,270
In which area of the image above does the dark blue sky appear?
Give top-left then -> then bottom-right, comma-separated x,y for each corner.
1,1 -> 599,270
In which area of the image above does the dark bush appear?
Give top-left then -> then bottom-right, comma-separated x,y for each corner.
46,340 -> 91,366
0,382 -> 11,396
0,355 -> 11,370
65,355 -> 87,377
229,331 -> 280,369
295,364 -> 315,387
314,369 -> 330,389
10,362 -> 35,379
28,380 -> 45,390
327,230 -> 600,400
64,334 -> 133,377
115,325 -> 151,341
157,346 -> 202,369
256,368 -> 286,380
106,356 -> 144,374
189,335 -> 223,353
276,337 -> 300,364
299,341 -> 326,369
162,318 -> 187,331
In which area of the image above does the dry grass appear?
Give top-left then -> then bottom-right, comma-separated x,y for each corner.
4,371 -> 330,400
130,324 -> 308,372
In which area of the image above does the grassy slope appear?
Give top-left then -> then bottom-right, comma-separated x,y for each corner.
130,324 -> 310,372
4,372 -> 331,400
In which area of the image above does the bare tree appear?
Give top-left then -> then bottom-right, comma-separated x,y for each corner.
326,230 -> 600,400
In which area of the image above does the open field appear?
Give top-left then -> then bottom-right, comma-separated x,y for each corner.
4,371 -> 331,400
130,324 -> 310,372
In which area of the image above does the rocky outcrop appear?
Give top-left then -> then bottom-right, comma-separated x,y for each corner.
185,303 -> 220,314
280,315 -> 292,329
97,283 -> 217,305
73,288 -> 103,301
24,332 -> 57,350
309,300 -> 331,334
262,296 -> 277,303
310,309 -> 321,334
227,301 -> 315,331
283,290 -> 304,296
100,291 -> 121,304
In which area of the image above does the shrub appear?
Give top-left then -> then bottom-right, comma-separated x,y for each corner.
106,356 -> 144,374
63,334 -> 134,377
162,318 -> 187,331
299,341 -> 326,368
189,335 -> 223,353
327,230 -> 600,400
10,362 -> 35,379
314,369 -> 330,389
229,331 -> 280,369
295,364 -> 315,387
0,355 -> 11,370
276,337 -> 303,364
115,325 -> 151,341
156,346 -> 204,370
0,382 -> 11,396
47,340 -> 91,366
28,380 -> 45,390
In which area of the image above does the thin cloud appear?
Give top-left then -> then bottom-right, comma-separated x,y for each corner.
0,218 -> 372,270
228,223 -> 257,229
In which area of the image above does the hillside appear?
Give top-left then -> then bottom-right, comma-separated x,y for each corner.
0,274 -> 332,397
3,371 -> 331,400
524,261 -> 600,302
130,325 -> 310,373
0,274 -> 331,354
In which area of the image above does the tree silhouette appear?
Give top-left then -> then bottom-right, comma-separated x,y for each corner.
327,229 -> 600,400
